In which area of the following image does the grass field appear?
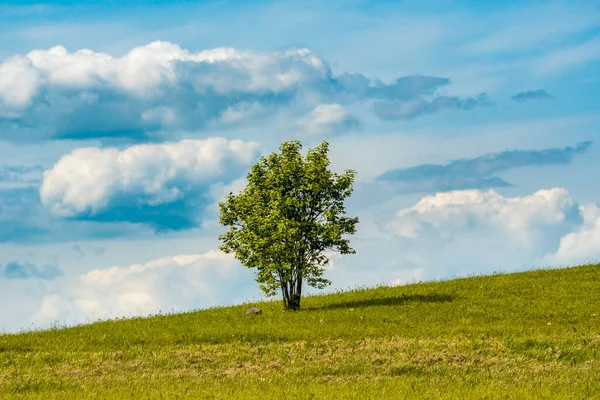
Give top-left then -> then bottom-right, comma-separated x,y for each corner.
1,264 -> 599,399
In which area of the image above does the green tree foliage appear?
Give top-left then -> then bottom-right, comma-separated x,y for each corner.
218,140 -> 358,310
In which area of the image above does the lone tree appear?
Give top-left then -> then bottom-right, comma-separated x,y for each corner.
218,140 -> 358,310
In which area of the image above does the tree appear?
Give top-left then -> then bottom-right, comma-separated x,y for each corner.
218,140 -> 358,310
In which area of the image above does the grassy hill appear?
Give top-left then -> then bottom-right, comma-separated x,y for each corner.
1,265 -> 599,399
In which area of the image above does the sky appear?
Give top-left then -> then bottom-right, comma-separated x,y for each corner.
1,0 -> 599,333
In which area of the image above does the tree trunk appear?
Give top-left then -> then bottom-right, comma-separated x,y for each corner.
280,270 -> 303,310
288,286 -> 301,310
293,273 -> 303,310
280,272 -> 302,310
281,281 -> 290,309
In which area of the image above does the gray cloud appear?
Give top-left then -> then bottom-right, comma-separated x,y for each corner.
93,247 -> 106,256
0,164 -> 43,185
72,244 -> 84,259
0,186 -> 153,244
377,141 -> 592,192
337,74 -> 450,100
511,89 -> 553,102
0,187 -> 48,242
72,244 -> 106,258
374,93 -> 491,120
0,261 -> 63,280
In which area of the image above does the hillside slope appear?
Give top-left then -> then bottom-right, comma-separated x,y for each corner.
1,265 -> 599,399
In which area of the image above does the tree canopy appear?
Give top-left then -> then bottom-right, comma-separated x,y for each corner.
218,140 -> 358,310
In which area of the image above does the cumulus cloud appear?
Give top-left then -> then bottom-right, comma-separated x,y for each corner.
306,190 -> 586,291
377,141 -> 592,192
0,42 -> 486,141
0,42 -> 329,141
511,89 -> 553,102
0,55 -> 40,111
547,204 -> 600,265
0,261 -> 63,280
40,137 -> 259,230
408,188 -> 571,246
32,250 -> 261,327
297,103 -> 360,135
360,187 -> 586,279
373,93 -> 491,120
390,188 -> 579,241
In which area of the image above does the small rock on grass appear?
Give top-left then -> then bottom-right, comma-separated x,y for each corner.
245,307 -> 262,315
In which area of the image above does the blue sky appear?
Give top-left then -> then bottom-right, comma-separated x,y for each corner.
1,0 -> 599,332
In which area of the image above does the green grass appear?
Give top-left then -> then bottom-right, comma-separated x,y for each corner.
1,265 -> 600,399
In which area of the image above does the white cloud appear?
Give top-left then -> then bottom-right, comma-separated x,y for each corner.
0,41 -> 334,140
0,55 -> 40,111
32,294 -> 66,323
40,137 -> 259,225
297,103 -> 360,135
215,102 -> 277,127
391,188 -> 577,246
319,187 -> 593,293
320,250 -> 343,271
343,187 -> 585,280
546,204 -> 600,265
21,42 -> 327,97
0,41 -> 488,141
33,250 -> 261,327
141,106 -> 178,126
